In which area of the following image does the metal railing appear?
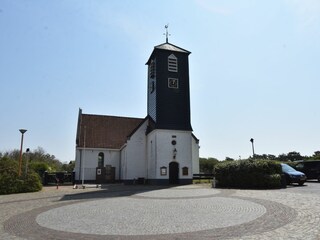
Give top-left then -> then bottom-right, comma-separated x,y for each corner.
43,172 -> 75,186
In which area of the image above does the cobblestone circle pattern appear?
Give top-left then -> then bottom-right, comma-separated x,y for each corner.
2,186 -> 300,240
36,197 -> 266,235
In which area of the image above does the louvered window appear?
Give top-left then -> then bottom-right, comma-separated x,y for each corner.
168,54 -> 178,72
149,59 -> 156,79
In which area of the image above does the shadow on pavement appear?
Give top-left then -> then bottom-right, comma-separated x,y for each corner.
59,184 -> 171,202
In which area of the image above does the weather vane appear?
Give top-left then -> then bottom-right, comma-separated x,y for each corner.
164,24 -> 170,43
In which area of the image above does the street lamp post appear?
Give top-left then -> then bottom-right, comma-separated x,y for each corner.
250,138 -> 255,158
18,129 -> 27,177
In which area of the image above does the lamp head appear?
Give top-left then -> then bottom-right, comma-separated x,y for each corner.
19,129 -> 27,134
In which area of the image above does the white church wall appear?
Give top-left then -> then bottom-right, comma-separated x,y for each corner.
103,150 -> 120,179
75,129 -> 199,183
192,137 -> 200,174
169,131 -> 193,180
147,129 -> 194,182
122,120 -> 148,181
74,148 -> 96,181
120,146 -> 127,180
75,148 -> 120,181
75,149 -> 81,180
146,131 -> 157,179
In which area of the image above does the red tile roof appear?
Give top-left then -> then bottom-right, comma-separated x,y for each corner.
76,113 -> 145,149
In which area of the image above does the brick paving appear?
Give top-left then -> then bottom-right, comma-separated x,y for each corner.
1,183 -> 320,239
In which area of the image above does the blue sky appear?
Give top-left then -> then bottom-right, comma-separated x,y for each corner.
1,0 -> 319,162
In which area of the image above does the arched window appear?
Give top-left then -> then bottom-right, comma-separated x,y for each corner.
98,152 -> 104,168
168,54 -> 178,72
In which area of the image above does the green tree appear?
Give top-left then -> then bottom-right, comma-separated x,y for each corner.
61,161 -> 75,172
199,157 -> 219,173
1,149 -> 20,161
250,154 -> 276,160
28,162 -> 50,178
287,151 -> 303,161
311,151 -> 320,160
0,156 -> 18,175
28,147 -> 63,171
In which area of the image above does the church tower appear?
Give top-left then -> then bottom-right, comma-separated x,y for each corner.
145,28 -> 199,185
146,36 -> 192,131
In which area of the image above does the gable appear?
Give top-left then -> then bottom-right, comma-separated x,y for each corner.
76,113 -> 145,149
154,43 -> 190,53
146,42 -> 190,65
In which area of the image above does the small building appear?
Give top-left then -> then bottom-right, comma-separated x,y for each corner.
75,39 -> 199,184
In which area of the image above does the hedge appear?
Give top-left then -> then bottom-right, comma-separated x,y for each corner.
214,159 -> 282,189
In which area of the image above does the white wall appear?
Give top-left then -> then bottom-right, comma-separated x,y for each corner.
146,131 -> 157,179
75,149 -> 81,180
121,120 -> 148,180
192,136 -> 200,174
75,148 -> 120,181
120,145 -> 127,180
74,123 -> 199,182
147,129 -> 195,180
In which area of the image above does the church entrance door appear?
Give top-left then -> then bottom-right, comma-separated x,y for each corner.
169,161 -> 179,184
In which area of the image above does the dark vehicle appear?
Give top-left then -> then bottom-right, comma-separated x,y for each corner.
281,163 -> 306,186
294,161 -> 320,182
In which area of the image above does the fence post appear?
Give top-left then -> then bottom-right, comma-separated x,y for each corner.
72,171 -> 75,185
55,174 -> 59,189
212,177 -> 216,188
43,171 -> 48,186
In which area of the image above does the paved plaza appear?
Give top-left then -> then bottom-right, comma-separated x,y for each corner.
1,182 -> 320,239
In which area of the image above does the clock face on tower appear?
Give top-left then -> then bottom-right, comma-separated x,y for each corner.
168,78 -> 178,89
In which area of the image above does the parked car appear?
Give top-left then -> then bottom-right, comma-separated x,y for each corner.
294,161 -> 320,182
281,163 -> 306,186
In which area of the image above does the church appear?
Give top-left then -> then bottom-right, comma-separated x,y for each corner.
74,36 -> 200,185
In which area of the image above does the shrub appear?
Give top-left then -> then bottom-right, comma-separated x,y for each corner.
214,159 -> 282,189
0,157 -> 42,194
0,157 -> 18,175
0,172 -> 22,194
22,172 -> 42,192
0,171 -> 42,195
